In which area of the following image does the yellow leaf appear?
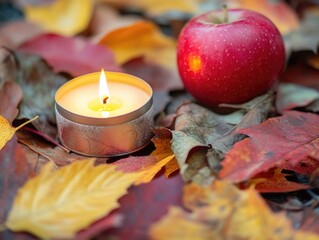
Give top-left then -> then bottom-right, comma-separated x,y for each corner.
0,115 -> 38,150
24,0 -> 93,36
135,155 -> 175,185
150,181 -> 319,240
152,134 -> 179,177
5,159 -> 142,239
134,0 -> 199,16
98,21 -> 176,68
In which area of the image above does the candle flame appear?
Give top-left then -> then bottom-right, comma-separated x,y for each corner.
99,68 -> 110,104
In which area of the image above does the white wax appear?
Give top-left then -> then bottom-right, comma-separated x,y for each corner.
58,82 -> 150,118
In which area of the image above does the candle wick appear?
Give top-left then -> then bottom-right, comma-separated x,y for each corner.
103,96 -> 109,104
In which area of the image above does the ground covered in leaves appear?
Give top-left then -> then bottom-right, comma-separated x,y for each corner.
1,0 -> 319,239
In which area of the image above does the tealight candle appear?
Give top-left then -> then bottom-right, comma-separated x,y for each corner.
55,70 -> 154,157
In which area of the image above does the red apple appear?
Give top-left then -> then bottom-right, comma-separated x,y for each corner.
177,8 -> 285,106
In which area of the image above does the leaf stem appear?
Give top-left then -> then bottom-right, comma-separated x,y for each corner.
223,4 -> 229,23
15,116 -> 39,131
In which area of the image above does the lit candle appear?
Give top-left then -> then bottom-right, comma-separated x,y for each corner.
55,70 -> 154,157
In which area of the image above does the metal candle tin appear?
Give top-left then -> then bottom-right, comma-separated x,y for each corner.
55,72 -> 154,157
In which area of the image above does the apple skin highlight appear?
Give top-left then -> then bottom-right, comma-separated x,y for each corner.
177,8 -> 285,106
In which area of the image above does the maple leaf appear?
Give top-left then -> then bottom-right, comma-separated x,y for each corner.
0,115 -> 38,150
98,21 -> 176,69
23,0 -> 93,36
219,111 -> 319,182
243,168 -> 309,193
171,93 -> 273,185
276,83 -> 319,114
149,181 -> 319,240
4,159 -> 142,239
18,33 -> 122,76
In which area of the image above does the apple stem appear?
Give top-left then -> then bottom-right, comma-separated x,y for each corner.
223,4 -> 228,23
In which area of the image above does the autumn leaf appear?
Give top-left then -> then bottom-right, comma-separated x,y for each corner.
219,111 -> 319,182
12,52 -> 68,138
229,0 -> 299,34
0,136 -> 35,240
149,181 -> 318,240
276,83 -> 319,114
171,93 -> 273,185
133,0 -> 199,16
244,168 -> 309,193
5,160 -> 142,239
0,20 -> 43,49
98,21 -> 176,68
123,57 -> 183,91
18,33 -> 122,76
308,54 -> 319,70
23,0 -> 93,36
284,7 -> 319,57
17,129 -> 104,171
0,115 -> 38,150
108,174 -> 184,239
114,128 -> 177,184
0,81 -> 22,123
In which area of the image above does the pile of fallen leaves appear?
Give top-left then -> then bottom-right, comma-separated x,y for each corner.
1,0 -> 319,239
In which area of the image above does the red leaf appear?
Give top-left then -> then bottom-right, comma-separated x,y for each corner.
76,213 -> 123,240
113,156 -> 158,173
18,33 -> 122,76
243,168 -> 309,193
105,174 -> 184,240
0,136 -> 35,239
219,111 -> 319,182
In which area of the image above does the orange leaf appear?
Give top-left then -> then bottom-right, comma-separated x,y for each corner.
114,128 -> 179,184
150,181 -> 319,239
98,21 -> 176,68
244,168 -> 309,193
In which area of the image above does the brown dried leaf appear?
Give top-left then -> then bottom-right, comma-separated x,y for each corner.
0,81 -> 22,123
13,51 -> 68,138
284,8 -> 319,57
171,93 -> 273,185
